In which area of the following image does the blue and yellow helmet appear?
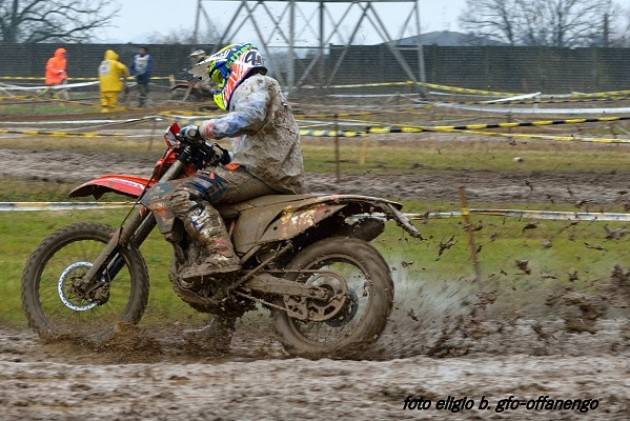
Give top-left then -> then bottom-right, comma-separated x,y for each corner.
192,42 -> 267,110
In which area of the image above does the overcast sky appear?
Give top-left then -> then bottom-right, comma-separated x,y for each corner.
100,0 -> 468,45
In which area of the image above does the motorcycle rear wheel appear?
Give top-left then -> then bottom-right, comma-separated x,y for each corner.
21,223 -> 149,340
272,237 -> 394,358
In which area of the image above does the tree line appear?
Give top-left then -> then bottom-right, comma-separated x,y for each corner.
460,0 -> 630,48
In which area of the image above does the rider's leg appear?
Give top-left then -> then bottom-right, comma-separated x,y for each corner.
166,170 -> 240,276
175,167 -> 274,345
164,166 -> 273,277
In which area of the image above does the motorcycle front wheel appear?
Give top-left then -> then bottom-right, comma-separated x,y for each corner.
21,223 -> 149,339
272,237 -> 394,358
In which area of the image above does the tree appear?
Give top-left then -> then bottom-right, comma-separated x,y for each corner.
0,0 -> 119,43
520,0 -> 615,47
460,0 -> 618,48
460,0 -> 522,45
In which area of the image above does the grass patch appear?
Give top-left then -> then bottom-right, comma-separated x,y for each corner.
0,103 -> 94,115
2,204 -> 629,326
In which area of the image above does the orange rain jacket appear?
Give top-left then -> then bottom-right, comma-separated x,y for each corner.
45,48 -> 67,86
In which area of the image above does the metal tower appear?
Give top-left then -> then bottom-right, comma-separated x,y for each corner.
193,0 -> 426,93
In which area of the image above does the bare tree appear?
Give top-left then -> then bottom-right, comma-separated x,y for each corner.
146,21 -> 220,45
460,0 -> 618,47
0,0 -> 119,43
520,0 -> 615,47
460,0 -> 522,45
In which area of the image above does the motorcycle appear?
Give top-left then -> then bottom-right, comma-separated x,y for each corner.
21,123 -> 421,357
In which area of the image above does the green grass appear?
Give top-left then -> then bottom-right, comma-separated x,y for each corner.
0,103 -> 94,115
2,204 -> 629,326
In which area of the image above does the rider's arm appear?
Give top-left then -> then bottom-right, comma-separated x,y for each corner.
200,82 -> 269,139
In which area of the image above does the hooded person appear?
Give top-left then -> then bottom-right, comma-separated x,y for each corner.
45,48 -> 69,99
142,42 -> 305,346
45,48 -> 67,86
98,49 -> 129,112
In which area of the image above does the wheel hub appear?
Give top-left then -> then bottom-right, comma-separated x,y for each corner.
57,262 -> 108,312
284,271 -> 348,322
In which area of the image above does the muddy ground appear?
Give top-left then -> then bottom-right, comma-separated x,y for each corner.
1,147 -> 629,204
2,271 -> 629,420
1,135 -> 630,419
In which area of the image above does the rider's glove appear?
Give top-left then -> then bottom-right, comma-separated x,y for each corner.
180,125 -> 203,143
213,143 -> 231,165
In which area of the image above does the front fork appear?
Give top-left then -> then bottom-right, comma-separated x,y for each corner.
82,158 -> 187,285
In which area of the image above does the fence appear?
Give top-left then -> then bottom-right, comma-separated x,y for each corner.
2,43 -> 630,94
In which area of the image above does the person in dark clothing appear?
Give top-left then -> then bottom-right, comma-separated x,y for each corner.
129,46 -> 152,107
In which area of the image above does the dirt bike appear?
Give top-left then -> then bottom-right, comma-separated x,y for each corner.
169,79 -> 214,102
21,123 -> 420,357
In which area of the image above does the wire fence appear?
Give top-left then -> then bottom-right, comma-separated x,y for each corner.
3,43 -> 630,95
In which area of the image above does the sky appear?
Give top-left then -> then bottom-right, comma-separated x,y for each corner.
99,0 -> 468,45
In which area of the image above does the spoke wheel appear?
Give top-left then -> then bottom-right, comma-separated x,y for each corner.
273,237 -> 393,358
22,223 -> 149,339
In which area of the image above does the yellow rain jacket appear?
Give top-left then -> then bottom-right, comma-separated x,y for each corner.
98,49 -> 129,93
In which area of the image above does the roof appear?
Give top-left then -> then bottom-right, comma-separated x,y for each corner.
393,30 -> 508,47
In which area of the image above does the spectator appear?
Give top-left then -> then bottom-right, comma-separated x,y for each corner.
44,48 -> 68,99
130,46 -> 152,107
98,49 -> 129,113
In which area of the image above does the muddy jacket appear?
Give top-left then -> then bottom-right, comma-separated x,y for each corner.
45,48 -> 67,86
200,74 -> 304,194
98,49 -> 129,93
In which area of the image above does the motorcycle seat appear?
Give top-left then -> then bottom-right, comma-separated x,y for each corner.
217,194 -> 319,219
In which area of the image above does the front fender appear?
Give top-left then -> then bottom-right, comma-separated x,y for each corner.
69,174 -> 155,199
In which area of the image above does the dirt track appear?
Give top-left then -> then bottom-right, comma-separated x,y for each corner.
1,147 -> 629,204
2,138 -> 630,419
2,273 -> 629,420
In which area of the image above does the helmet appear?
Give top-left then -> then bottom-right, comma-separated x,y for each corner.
191,42 -> 267,110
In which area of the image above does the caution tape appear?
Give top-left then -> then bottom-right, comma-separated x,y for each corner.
0,128 -> 147,138
0,76 -> 172,81
456,129 -> 630,144
358,115 -> 630,134
299,129 -> 365,138
4,201 -> 630,223
426,101 -> 630,115
0,202 -> 132,212
407,209 -> 630,222
435,95 -> 630,106
300,80 -> 519,97
0,81 -> 99,91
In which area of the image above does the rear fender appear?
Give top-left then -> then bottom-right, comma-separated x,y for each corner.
69,174 -> 154,199
258,203 -> 347,243
236,195 -> 421,254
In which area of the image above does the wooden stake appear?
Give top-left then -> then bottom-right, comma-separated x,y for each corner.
459,186 -> 482,283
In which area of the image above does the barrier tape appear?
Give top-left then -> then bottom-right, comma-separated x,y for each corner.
436,96 -> 630,106
3,201 -> 630,223
0,81 -> 99,91
456,129 -> 630,144
0,76 -> 171,81
408,209 -> 630,222
0,202 -> 132,212
362,115 -> 630,134
425,101 -> 630,115
0,128 -> 148,138
4,114 -> 628,140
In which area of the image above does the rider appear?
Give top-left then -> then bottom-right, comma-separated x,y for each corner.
146,43 -> 304,344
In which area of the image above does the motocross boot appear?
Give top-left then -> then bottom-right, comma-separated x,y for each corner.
178,203 -> 241,280
183,313 -> 236,352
